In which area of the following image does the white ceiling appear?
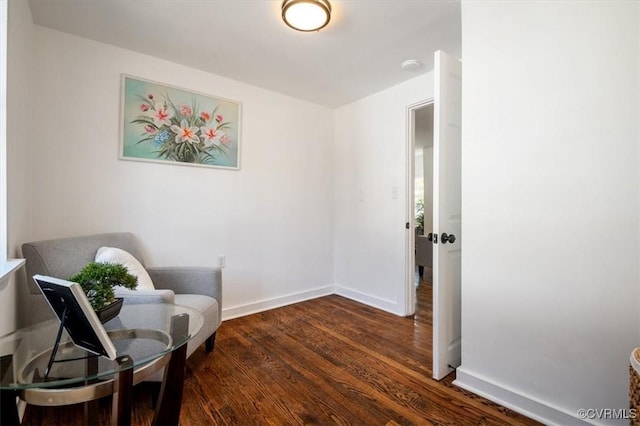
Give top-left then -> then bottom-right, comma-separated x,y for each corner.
26,0 -> 461,108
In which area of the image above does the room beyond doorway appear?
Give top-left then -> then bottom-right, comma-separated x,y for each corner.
405,100 -> 434,315
414,104 -> 434,286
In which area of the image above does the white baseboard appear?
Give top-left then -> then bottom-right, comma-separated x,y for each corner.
222,285 -> 402,321
222,286 -> 334,321
334,285 -> 402,316
455,367 -> 589,426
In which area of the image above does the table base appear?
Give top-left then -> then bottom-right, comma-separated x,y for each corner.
1,314 -> 189,426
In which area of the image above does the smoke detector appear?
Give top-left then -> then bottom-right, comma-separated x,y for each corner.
401,59 -> 423,71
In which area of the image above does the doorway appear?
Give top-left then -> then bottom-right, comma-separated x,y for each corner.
405,100 -> 434,315
414,104 -> 434,287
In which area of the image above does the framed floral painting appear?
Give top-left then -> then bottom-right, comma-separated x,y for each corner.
120,75 -> 241,170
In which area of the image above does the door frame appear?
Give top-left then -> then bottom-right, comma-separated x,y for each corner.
404,98 -> 434,316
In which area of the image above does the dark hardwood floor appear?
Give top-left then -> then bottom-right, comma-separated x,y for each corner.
24,273 -> 539,425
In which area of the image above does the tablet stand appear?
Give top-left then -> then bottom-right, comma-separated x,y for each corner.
42,305 -> 100,381
44,305 -> 68,380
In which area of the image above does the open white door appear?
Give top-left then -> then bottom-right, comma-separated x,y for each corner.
432,50 -> 462,380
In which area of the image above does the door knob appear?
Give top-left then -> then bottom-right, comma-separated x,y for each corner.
427,233 -> 433,242
441,233 -> 456,244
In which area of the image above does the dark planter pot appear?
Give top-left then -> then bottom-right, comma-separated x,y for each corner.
96,298 -> 123,323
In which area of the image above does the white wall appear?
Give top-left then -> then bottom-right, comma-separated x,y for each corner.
457,1 -> 640,424
28,26 -> 335,319
415,106 -> 434,235
1,0 -> 34,334
333,72 -> 433,315
414,149 -> 423,181
422,146 -> 433,234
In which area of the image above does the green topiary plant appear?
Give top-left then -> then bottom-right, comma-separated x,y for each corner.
68,262 -> 138,311
415,200 -> 425,233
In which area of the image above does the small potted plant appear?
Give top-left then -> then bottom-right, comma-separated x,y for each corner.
415,200 -> 425,235
68,262 -> 138,322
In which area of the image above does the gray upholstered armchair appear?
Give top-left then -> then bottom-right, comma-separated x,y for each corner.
416,234 -> 433,278
21,232 -> 221,358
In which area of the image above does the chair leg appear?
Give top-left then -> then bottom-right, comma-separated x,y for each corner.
205,332 -> 216,353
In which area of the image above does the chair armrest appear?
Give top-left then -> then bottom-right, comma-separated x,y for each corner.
114,287 -> 175,304
146,267 -> 222,302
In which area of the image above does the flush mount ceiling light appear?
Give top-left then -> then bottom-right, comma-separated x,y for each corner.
282,0 -> 331,32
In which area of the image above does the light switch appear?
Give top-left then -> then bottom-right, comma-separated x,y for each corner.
391,186 -> 398,199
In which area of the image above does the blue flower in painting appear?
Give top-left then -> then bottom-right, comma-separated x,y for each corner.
153,130 -> 171,147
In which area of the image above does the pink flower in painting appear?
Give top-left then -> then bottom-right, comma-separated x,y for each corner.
200,126 -> 219,147
129,88 -> 235,164
153,104 -> 174,127
171,119 -> 200,144
179,104 -> 193,117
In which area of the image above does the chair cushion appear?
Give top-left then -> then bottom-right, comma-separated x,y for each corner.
174,294 -> 220,358
95,246 -> 155,290
174,294 -> 216,313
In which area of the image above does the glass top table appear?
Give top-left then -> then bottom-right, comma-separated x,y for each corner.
0,303 -> 203,426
